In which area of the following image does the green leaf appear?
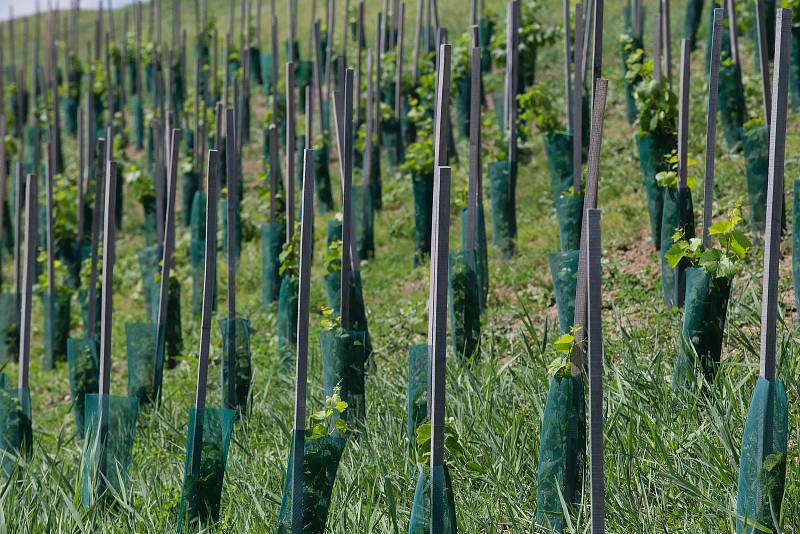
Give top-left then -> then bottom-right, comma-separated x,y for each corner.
665,243 -> 688,269
415,421 -> 432,447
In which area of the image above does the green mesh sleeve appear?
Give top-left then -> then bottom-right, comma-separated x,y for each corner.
556,193 -> 584,253
548,250 -> 580,335
314,144 -> 335,213
460,205 -> 489,311
278,276 -> 299,367
0,387 -> 32,477
261,222 -> 286,307
412,173 -> 434,266
660,186 -> 695,307
683,0 -> 704,50
276,430 -> 347,534
321,329 -> 367,424
408,465 -> 458,534
742,126 -> 773,236
353,184 -> 375,260
142,194 -> 158,247
220,197 -> 242,262
407,345 -> 429,442
78,287 -> 101,340
671,268 -> 731,391
535,374 -> 586,531
67,337 -> 99,439
542,132 -> 574,204
132,94 -> 145,150
181,169 -> 198,228
165,277 -> 183,368
448,251 -> 481,361
178,407 -> 236,531
637,130 -> 674,249
369,143 -> 383,211
137,243 -> 162,319
81,394 -> 139,507
735,378 -> 789,534
479,18 -> 495,72
718,62 -> 745,151
220,317 -> 253,413
125,322 -> 158,405
41,292 -> 72,369
489,160 -> 514,258
0,293 -> 19,361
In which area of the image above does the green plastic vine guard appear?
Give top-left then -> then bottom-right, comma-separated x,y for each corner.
278,275 -> 299,368
219,318 -> 252,413
0,293 -> 19,362
535,374 -> 586,531
671,268 -> 731,391
412,173 -> 434,265
0,387 -> 32,477
261,222 -> 286,307
177,407 -> 236,531
460,206 -> 489,310
636,129 -> 674,249
67,337 -> 99,438
321,329 -> 367,424
41,292 -> 72,367
406,345 -> 429,443
447,250 -> 480,361
80,394 -> 139,507
659,186 -> 695,307
275,430 -> 347,533
407,465 -> 458,533
549,250 -> 580,335
488,160 -> 514,258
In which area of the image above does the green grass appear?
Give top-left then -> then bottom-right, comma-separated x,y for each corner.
0,0 -> 797,532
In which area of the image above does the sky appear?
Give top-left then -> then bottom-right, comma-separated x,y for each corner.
0,0 -> 141,21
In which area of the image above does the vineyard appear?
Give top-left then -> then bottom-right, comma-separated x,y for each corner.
0,0 -> 796,532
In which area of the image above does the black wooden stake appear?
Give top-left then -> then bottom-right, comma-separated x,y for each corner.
428,165 -> 451,534
290,148 -> 315,534
154,129 -> 181,399
190,149 -> 220,477
413,0 -> 422,85
86,138 -> 107,340
333,70 -> 355,326
45,142 -> 55,371
702,9 -> 723,248
759,9 -> 790,382
571,79 -> 608,374
586,207 -> 604,534
592,0 -> 604,99
573,3 -> 584,194
394,4 -> 405,123
364,49 -> 373,202
661,0 -> 672,88
269,124 -> 279,223
13,163 -> 22,304
653,12 -> 662,83
674,39 -> 691,308
467,45 -> 481,252
17,173 -> 37,391
564,0 -> 573,130
0,115 -> 5,291
755,0 -> 772,125
99,157 -> 118,398
225,107 -> 237,410
286,62 -> 296,242
356,2 -> 365,123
